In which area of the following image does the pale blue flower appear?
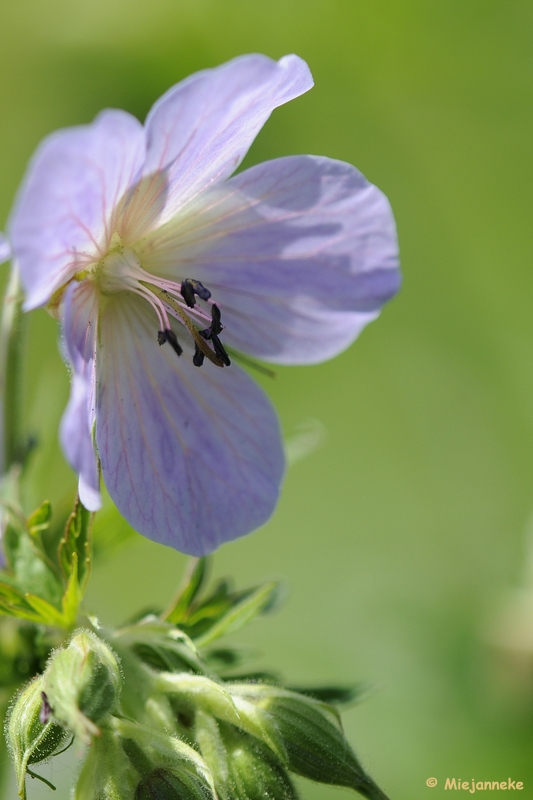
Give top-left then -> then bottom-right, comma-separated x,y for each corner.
0,233 -> 11,264
9,54 -> 400,555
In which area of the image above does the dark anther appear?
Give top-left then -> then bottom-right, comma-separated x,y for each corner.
193,343 -> 205,368
194,303 -> 230,367
211,335 -> 231,366
180,279 -> 211,308
199,304 -> 223,341
158,328 -> 183,357
40,692 -> 52,725
210,303 -> 222,336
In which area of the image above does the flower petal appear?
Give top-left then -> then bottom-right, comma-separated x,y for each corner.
95,293 -> 285,555
10,110 -> 145,310
140,155 -> 400,364
59,281 -> 101,511
140,54 -> 313,225
0,232 -> 11,264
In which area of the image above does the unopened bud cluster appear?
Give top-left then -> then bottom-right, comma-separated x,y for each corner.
6,562 -> 390,800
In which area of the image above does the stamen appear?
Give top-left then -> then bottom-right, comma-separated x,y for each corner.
157,328 -> 183,357
198,304 -> 230,365
193,344 -> 205,368
180,278 -> 211,308
210,303 -> 223,336
211,334 -> 231,366
143,282 -> 225,368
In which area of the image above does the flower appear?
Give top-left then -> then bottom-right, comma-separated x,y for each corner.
0,233 -> 11,264
9,54 -> 400,555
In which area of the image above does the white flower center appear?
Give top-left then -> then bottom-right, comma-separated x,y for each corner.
90,234 -> 231,370
97,240 -> 145,296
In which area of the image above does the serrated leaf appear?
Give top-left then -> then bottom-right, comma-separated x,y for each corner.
24,594 -> 69,627
58,498 -> 92,593
0,581 -> 29,606
2,514 -> 25,572
1,518 -> 63,608
60,553 -> 81,628
163,557 -> 210,624
27,500 -> 52,540
0,582 -> 40,621
25,501 -> 59,575
192,582 -> 281,648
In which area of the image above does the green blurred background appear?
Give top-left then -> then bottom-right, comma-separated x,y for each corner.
2,0 -> 533,797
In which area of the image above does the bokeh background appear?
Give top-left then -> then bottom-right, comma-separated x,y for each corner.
1,1 -> 533,797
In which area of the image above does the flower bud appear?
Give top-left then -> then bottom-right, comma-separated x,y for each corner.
42,630 -> 122,743
195,711 -> 297,800
157,673 -> 285,761
135,768 -> 214,800
229,685 -> 387,798
74,729 -> 138,800
6,676 -> 69,799
114,716 -> 216,800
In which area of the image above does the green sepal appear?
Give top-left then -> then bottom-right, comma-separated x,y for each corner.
195,711 -> 298,800
228,685 -> 390,800
74,728 -> 138,800
156,673 -> 287,763
42,630 -> 122,744
113,716 -> 216,799
5,675 -> 70,799
135,767 -> 215,800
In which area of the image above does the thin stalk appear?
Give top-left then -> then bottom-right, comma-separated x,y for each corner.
0,264 -> 26,474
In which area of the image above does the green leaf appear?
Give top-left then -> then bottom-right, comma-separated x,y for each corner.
287,684 -> 366,706
0,582 -> 36,618
59,554 -> 82,628
24,594 -> 71,627
115,619 -> 209,676
27,500 -> 53,542
1,515 -> 63,608
181,579 -> 233,633
58,497 -> 92,593
202,646 -> 259,674
163,557 -> 210,624
192,582 -> 281,648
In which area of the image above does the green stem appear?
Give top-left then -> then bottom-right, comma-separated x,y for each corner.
0,264 -> 26,474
